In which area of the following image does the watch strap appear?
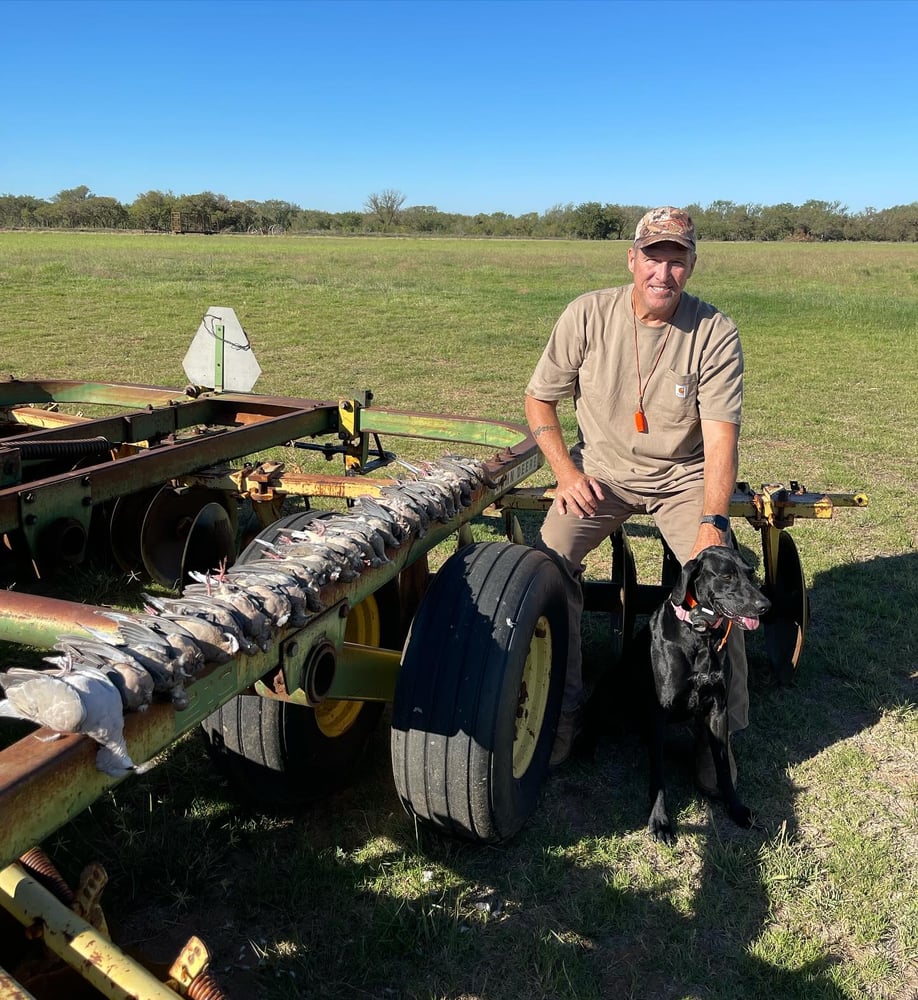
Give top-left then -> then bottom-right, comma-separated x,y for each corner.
700,514 -> 730,532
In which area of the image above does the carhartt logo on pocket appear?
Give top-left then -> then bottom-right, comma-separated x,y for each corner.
675,384 -> 687,398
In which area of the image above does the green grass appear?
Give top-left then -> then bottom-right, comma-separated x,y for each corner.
0,233 -> 916,999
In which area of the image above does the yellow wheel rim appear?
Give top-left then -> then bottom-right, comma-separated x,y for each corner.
314,595 -> 381,739
512,615 -> 553,778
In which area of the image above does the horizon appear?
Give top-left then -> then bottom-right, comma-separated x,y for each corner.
4,187 -> 912,220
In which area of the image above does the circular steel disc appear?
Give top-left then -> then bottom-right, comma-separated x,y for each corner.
109,486 -> 163,574
140,486 -> 237,589
181,502 -> 237,586
764,530 -> 809,683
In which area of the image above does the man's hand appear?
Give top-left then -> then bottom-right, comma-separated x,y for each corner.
689,522 -> 728,559
554,469 -> 604,518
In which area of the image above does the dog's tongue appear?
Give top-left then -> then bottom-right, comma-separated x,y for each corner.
737,616 -> 760,631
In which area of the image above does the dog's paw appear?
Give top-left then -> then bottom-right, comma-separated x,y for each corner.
647,791 -> 676,844
648,817 -> 676,845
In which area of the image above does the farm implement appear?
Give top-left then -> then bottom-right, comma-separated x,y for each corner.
0,310 -> 867,998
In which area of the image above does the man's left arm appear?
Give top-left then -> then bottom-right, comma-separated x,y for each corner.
690,419 -> 740,558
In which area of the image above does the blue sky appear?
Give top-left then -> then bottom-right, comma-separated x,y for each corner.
2,0 -> 915,215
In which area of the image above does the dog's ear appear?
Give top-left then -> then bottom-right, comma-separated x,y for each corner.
670,557 -> 699,606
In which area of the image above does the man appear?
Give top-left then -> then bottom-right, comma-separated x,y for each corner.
525,206 -> 748,783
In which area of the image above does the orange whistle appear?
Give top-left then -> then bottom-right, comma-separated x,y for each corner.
634,410 -> 648,433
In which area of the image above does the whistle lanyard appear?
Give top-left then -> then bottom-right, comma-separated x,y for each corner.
632,306 -> 673,434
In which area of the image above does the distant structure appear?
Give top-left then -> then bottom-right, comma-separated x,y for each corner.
170,209 -> 214,235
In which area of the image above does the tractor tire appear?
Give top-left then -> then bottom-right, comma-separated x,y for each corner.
201,510 -> 401,806
391,542 -> 567,844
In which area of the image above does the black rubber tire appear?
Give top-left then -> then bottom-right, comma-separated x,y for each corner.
391,542 -> 567,844
201,509 -> 400,806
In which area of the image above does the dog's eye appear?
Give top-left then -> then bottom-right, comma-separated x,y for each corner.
720,573 -> 734,581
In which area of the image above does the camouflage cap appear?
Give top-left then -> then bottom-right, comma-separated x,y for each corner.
633,207 -> 696,251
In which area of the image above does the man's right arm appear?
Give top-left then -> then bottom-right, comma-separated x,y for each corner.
524,394 -> 603,517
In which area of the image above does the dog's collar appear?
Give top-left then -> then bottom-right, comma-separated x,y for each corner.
672,592 -> 733,650
672,591 -> 722,627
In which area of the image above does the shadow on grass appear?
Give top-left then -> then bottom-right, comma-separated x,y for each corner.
744,548 -> 917,836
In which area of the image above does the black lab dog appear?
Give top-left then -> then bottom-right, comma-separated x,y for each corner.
646,545 -> 771,843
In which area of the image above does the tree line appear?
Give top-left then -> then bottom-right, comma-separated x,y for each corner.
1,185 -> 917,242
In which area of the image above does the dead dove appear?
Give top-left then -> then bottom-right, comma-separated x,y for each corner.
301,537 -> 366,576
350,509 -> 402,549
235,559 -> 327,607
444,453 -> 499,488
428,459 -> 475,505
88,611 -> 204,711
376,489 -> 428,537
0,663 -> 134,776
140,606 -> 240,664
399,480 -> 455,521
223,565 -> 314,623
221,573 -> 299,626
351,496 -> 407,544
351,493 -> 405,545
282,520 -> 389,566
99,612 -> 205,677
143,592 -> 254,651
47,638 -> 155,712
185,570 -> 293,628
183,574 -> 276,650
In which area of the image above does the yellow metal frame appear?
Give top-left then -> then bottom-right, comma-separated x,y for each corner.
0,862 -> 192,999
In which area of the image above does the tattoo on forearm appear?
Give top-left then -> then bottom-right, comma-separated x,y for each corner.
532,424 -> 561,438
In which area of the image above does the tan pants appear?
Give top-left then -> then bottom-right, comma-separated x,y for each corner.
537,480 -> 749,732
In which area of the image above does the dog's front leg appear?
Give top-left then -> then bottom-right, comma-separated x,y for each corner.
647,702 -> 675,843
705,722 -> 754,829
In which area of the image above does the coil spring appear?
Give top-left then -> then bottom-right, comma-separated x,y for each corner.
18,847 -> 76,907
16,437 -> 112,461
187,971 -> 230,1000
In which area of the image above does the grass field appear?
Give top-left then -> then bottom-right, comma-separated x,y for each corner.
0,232 -> 916,1000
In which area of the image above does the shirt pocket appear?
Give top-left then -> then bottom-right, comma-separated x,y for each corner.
657,370 -> 698,418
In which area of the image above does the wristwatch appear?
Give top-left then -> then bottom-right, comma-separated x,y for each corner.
699,514 -> 730,532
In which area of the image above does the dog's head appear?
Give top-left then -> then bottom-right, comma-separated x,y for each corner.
671,545 -> 771,631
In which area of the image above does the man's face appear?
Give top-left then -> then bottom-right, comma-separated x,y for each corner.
628,242 -> 696,322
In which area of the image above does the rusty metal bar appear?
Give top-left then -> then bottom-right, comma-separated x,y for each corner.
360,406 -> 528,449
0,964 -> 39,999
0,591 -> 122,648
6,407 -> 91,430
0,378 -> 188,409
0,403 -> 336,536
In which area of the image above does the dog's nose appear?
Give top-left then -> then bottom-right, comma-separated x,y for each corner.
755,595 -> 772,615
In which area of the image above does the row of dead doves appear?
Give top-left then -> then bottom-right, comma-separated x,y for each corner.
0,455 -> 497,776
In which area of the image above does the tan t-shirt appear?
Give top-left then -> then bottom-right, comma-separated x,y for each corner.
526,285 -> 743,492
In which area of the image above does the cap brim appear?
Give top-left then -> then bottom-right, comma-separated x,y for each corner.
634,234 -> 695,251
